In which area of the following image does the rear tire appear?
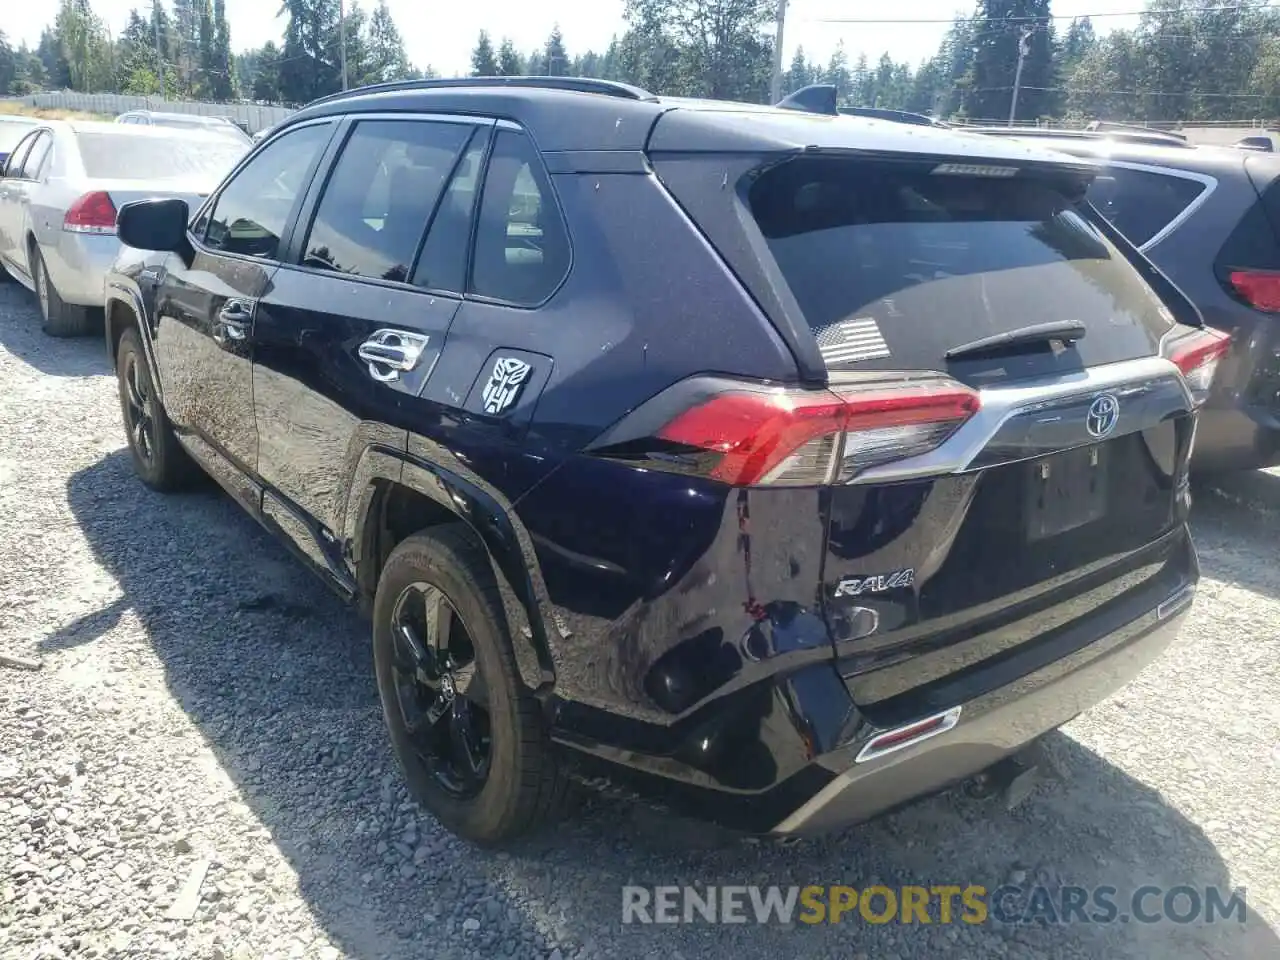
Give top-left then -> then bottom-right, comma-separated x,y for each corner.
32,246 -> 98,338
372,525 -> 571,846
115,327 -> 197,491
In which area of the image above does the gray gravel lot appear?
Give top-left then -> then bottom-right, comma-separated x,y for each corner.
1,278 -> 1277,960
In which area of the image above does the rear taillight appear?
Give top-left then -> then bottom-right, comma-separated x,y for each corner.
63,191 -> 117,235
653,378 -> 980,486
1228,269 -> 1280,312
1166,327 -> 1231,406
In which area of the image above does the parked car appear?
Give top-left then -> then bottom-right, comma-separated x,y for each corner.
0,115 -> 40,170
0,120 -> 247,335
115,110 -> 252,145
985,130 -> 1280,471
105,77 -> 1222,845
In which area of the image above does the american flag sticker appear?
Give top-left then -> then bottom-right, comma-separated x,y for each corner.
815,317 -> 891,365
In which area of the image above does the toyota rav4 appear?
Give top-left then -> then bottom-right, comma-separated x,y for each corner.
103,78 -> 1223,845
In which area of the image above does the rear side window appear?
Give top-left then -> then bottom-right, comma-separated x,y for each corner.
469,130 -> 570,306
749,158 -> 1174,371
4,133 -> 37,178
200,123 -> 331,260
301,119 -> 473,283
19,132 -> 51,180
74,132 -> 245,181
1086,166 -> 1207,247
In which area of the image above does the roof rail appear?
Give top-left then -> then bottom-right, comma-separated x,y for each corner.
966,126 -> 1193,149
305,75 -> 659,108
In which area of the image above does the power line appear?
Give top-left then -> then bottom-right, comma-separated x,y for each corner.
816,3 -> 1280,25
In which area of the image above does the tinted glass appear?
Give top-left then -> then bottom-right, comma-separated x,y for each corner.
202,123 -> 331,260
470,130 -> 570,305
750,158 -> 1173,371
1215,177 -> 1280,274
1086,166 -> 1207,247
75,131 -> 246,181
412,134 -> 487,292
20,133 -> 51,180
4,133 -> 37,178
302,120 -> 472,283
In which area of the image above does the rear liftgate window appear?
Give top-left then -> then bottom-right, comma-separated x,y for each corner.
748,158 -> 1175,376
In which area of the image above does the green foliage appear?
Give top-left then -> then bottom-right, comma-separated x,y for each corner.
471,30 -> 498,77
8,0 -> 1280,124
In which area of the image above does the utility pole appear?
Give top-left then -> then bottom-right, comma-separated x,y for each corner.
339,0 -> 349,90
770,0 -> 788,104
153,1 -> 165,97
1008,25 -> 1034,127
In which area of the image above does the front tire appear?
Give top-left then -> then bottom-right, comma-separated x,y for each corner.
115,327 -> 197,491
32,247 -> 97,338
372,525 -> 570,845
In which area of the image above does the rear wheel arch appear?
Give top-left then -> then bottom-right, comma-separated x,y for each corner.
352,463 -> 557,697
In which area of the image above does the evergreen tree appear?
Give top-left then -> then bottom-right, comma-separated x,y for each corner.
963,0 -> 1055,122
470,30 -> 498,76
823,41 -> 851,100
543,25 -> 569,76
497,37 -> 523,76
366,0 -> 411,82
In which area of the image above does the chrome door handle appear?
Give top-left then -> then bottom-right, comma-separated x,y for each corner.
358,329 -> 429,383
214,299 -> 253,343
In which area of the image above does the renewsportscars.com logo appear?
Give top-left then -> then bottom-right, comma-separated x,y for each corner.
621,885 -> 1249,926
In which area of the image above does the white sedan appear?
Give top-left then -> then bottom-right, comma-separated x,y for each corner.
0,120 -> 247,336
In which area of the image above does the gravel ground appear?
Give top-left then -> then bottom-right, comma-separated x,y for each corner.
1,278 -> 1277,960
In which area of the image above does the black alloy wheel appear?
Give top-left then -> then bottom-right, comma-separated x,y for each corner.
389,581 -> 492,798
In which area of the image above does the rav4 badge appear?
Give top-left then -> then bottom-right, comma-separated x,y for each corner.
834,568 -> 915,597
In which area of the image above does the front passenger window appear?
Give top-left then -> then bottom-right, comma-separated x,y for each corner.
200,123 -> 332,260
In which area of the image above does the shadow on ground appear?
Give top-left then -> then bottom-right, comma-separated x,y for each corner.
0,279 -> 107,378
52,447 -> 1279,959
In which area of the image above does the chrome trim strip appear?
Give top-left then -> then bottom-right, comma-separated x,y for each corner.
854,706 -> 963,764
849,355 -> 1192,485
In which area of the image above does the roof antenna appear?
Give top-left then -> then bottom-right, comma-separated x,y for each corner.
775,84 -> 838,116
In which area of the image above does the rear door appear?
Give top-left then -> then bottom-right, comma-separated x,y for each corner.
252,114 -> 486,570
740,155 -> 1199,718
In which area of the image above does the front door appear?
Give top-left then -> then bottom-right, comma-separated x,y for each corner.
151,120 -> 337,502
252,115 -> 488,557
0,130 -> 41,274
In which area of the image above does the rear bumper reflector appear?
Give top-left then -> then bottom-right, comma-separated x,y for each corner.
854,706 -> 963,764
1157,583 -> 1196,620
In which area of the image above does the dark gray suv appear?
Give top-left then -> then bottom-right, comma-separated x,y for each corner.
992,131 -> 1280,472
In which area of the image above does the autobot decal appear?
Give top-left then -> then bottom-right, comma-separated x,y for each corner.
833,568 -> 915,597
481,357 -> 532,415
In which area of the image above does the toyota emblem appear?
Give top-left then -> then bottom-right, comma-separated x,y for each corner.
1086,394 -> 1120,439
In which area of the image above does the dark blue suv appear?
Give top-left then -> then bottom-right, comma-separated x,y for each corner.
104,78 -> 1225,845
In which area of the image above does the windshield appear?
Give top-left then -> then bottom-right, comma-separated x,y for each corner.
749,157 -> 1175,375
75,132 -> 246,181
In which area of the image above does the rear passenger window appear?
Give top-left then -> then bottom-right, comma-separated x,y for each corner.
1086,167 -> 1207,247
469,130 -> 570,305
413,135 -> 487,293
301,120 -> 473,283
200,123 -> 331,260
19,133 -> 51,180
4,134 -> 36,178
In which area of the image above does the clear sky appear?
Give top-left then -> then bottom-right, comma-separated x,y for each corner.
7,1 -> 1150,78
